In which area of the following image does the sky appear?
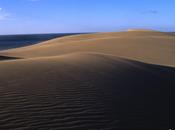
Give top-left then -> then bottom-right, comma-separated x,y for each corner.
0,0 -> 175,34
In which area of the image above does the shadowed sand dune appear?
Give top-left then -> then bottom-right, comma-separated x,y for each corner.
0,30 -> 175,130
0,53 -> 175,130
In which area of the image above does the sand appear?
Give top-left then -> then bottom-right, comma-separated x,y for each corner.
0,30 -> 175,130
1,30 -> 175,67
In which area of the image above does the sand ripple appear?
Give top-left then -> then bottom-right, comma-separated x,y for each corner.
0,53 -> 174,130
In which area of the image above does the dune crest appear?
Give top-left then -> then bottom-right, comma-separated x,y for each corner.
1,31 -> 175,67
127,29 -> 158,32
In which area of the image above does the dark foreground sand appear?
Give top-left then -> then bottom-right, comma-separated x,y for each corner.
0,30 -> 175,130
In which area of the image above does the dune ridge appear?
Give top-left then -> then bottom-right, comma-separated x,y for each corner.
0,31 -> 175,129
1,30 -> 175,67
127,29 -> 158,32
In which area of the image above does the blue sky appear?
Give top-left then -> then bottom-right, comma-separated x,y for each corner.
0,0 -> 175,34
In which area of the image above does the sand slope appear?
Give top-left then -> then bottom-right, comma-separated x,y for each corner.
0,30 -> 175,129
0,53 -> 175,129
1,30 -> 175,67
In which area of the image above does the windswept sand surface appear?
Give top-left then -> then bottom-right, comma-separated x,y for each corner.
1,30 -> 175,67
0,30 -> 175,129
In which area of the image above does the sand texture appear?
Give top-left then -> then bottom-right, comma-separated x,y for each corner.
0,30 -> 175,130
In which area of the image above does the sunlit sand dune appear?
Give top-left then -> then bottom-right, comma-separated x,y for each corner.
0,30 -> 175,129
1,30 -> 175,67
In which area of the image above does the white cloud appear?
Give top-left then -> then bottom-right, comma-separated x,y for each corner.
0,8 -> 10,21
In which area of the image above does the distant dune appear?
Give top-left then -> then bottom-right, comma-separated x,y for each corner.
0,30 -> 175,129
1,30 -> 175,67
127,29 -> 158,32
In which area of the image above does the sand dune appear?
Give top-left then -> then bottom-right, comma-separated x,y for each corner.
0,53 -> 175,129
1,30 -> 175,67
0,30 -> 175,129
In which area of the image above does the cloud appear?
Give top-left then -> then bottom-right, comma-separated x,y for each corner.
0,8 -> 10,21
141,10 -> 159,14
